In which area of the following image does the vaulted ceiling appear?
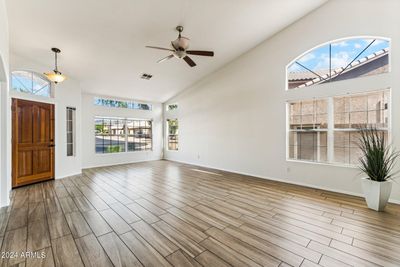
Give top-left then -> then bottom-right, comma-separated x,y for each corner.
6,0 -> 326,102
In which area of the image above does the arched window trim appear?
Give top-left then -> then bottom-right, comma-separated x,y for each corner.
285,36 -> 391,91
11,69 -> 53,98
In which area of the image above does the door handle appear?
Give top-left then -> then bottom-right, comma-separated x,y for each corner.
48,144 -> 55,147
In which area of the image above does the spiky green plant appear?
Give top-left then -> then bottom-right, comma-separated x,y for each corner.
358,127 -> 399,182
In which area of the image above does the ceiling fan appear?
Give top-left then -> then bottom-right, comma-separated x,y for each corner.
146,26 -> 214,67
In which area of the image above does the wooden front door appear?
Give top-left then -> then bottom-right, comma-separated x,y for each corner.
12,98 -> 55,188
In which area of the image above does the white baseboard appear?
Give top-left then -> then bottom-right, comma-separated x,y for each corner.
165,158 -> 400,205
56,172 -> 82,179
82,158 -> 162,170
0,198 -> 10,208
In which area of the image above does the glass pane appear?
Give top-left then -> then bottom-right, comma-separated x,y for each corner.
289,99 -> 327,130
288,132 -> 296,147
334,147 -> 350,164
289,145 -> 295,159
103,136 -> 112,153
167,104 -> 178,110
287,44 -> 330,89
67,120 -> 73,132
334,90 -> 389,129
350,147 -> 362,165
288,131 -> 327,162
290,102 -> 301,115
67,144 -> 73,156
93,97 -> 152,110
334,112 -> 350,128
168,120 -> 179,135
127,136 -> 136,151
350,111 -> 367,127
67,132 -> 73,143
290,115 -> 301,129
95,135 -> 105,153
301,114 -> 314,127
12,71 -> 33,93
95,119 -> 103,135
367,92 -> 383,110
287,38 -> 389,89
334,97 -> 350,113
334,131 -> 350,148
316,114 -> 327,129
334,131 -> 371,165
301,100 -> 314,116
145,139 -> 152,150
11,71 -> 50,97
319,147 -> 328,162
350,95 -> 367,112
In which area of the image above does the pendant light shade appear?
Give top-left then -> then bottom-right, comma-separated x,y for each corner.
46,71 -> 66,83
45,48 -> 66,84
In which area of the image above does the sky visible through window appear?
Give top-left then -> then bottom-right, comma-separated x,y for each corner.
288,38 -> 389,73
11,71 -> 51,97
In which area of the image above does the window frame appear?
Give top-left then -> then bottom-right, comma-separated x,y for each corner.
95,116 -> 153,154
11,70 -> 52,98
285,36 -> 391,91
94,97 -> 152,111
286,89 -> 391,167
126,119 -> 153,152
287,98 -> 329,163
66,107 -> 76,157
166,118 -> 179,151
166,103 -> 178,111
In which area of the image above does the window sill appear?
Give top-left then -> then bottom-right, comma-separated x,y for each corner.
286,159 -> 359,169
95,150 -> 153,155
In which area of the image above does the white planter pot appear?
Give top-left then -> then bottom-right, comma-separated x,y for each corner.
361,178 -> 392,211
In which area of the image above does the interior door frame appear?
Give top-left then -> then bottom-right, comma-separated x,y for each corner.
12,98 -> 55,188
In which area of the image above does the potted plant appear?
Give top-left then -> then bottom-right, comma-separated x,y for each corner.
358,127 -> 399,211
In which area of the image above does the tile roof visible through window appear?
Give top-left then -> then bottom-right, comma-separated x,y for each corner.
287,37 -> 390,89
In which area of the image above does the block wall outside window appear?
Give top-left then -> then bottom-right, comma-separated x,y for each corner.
333,90 -> 389,164
288,99 -> 328,162
288,89 -> 389,165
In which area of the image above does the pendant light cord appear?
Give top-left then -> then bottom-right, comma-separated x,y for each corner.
54,51 -> 58,72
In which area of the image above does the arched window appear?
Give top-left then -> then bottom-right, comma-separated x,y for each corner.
287,37 -> 390,90
11,70 -> 51,97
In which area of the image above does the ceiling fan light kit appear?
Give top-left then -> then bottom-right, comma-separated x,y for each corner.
44,47 -> 66,84
146,26 -> 214,67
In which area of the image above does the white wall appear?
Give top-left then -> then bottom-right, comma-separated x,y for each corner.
164,0 -> 400,202
0,0 -> 10,208
0,0 -> 8,75
81,93 -> 163,168
10,53 -> 83,179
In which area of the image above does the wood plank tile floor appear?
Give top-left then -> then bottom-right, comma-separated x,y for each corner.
1,160 -> 400,267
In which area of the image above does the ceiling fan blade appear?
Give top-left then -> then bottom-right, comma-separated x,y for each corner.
186,50 -> 214,57
171,41 -> 179,51
157,54 -> 174,63
146,46 -> 175,52
183,56 -> 196,67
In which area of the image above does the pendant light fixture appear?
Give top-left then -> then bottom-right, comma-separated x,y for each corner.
44,47 -> 66,84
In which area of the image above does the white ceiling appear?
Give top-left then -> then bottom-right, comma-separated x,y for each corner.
6,0 -> 326,103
